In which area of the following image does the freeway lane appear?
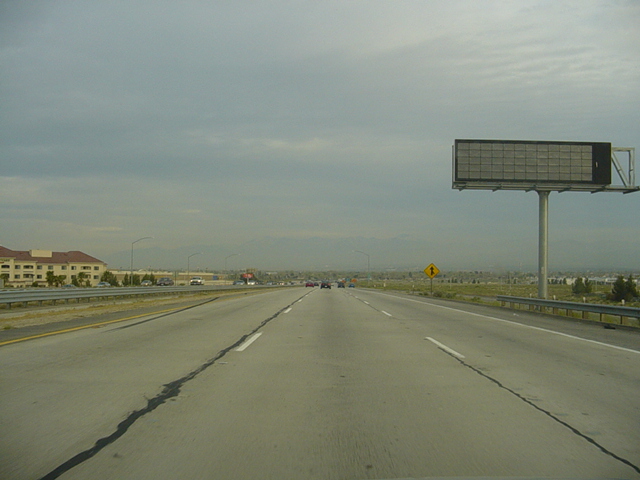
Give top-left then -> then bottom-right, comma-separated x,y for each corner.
0,288 -> 310,480
1,288 -> 639,479
352,290 -> 640,472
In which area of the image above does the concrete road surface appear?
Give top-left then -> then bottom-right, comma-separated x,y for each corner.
1,287 -> 639,479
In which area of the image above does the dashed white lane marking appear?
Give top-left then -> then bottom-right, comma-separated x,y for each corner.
370,291 -> 640,355
284,308 -> 292,313
425,337 -> 466,359
236,333 -> 263,352
382,311 -> 392,317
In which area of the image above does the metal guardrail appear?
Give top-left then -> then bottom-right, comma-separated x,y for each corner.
497,295 -> 640,326
0,284 -> 277,309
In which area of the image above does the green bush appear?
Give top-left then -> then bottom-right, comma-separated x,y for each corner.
609,275 -> 639,302
572,277 -> 593,295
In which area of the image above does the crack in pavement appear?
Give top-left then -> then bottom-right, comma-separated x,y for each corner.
439,349 -> 640,476
39,290 -> 312,480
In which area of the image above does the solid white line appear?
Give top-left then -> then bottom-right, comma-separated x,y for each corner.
363,301 -> 369,305
370,291 -> 640,355
236,333 -> 263,352
284,308 -> 292,313
382,310 -> 392,317
426,337 -> 466,359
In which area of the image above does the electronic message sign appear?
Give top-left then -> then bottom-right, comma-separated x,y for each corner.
453,140 -> 612,191
452,139 -> 637,299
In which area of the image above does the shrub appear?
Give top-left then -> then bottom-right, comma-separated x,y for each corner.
609,275 -> 639,302
572,277 -> 592,295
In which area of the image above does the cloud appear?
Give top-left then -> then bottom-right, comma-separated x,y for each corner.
1,1 -> 638,271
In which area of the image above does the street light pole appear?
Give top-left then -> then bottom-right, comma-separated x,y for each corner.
130,237 -> 152,287
354,250 -> 371,284
187,252 -> 202,283
225,253 -> 240,271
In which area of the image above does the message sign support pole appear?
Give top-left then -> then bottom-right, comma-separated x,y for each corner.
538,191 -> 549,299
454,140 -> 638,301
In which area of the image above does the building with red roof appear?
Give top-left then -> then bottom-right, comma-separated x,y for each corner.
0,246 -> 107,287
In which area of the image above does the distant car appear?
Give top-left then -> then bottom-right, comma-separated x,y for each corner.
141,280 -> 152,286
157,277 -> 174,286
233,280 -> 245,285
62,284 -> 77,288
305,282 -> 315,287
320,281 -> 331,289
96,282 -> 111,287
337,282 -> 345,288
190,276 -> 204,285
348,283 -> 356,288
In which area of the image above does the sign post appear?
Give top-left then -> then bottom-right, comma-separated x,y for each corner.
452,139 -> 638,299
424,263 -> 440,295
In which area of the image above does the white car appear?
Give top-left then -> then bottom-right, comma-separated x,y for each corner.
190,276 -> 205,285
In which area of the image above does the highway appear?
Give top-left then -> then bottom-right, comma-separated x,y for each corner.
1,287 -> 639,479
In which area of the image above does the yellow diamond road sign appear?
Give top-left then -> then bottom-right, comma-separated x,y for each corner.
424,263 -> 440,279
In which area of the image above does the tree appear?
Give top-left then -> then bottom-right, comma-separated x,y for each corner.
572,277 -> 584,294
46,271 -> 66,287
628,275 -> 639,299
121,273 -> 141,286
609,275 -> 639,302
72,272 -> 89,287
572,277 -> 592,295
584,278 -> 593,293
101,271 -> 119,286
76,271 -> 91,287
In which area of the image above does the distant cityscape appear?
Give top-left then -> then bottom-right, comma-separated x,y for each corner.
1,244 -> 637,289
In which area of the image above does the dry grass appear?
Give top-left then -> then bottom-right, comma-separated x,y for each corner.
371,280 -> 639,307
0,289 -> 262,329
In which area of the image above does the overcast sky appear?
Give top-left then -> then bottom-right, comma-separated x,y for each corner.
2,1 -> 639,273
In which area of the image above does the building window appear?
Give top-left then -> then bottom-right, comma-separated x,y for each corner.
82,266 -> 91,270
14,274 -> 20,279
94,266 -> 100,270
93,275 -> 99,280
37,275 -> 42,279
1,265 -> 9,269
24,265 -> 34,269
48,265 -> 54,270
71,266 -> 77,271
61,266 -> 67,270
37,265 -> 43,270
15,265 -> 21,269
